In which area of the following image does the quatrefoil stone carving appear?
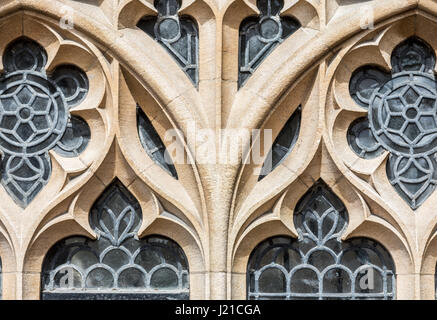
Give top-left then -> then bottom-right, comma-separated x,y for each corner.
348,37 -> 437,209
0,38 -> 90,207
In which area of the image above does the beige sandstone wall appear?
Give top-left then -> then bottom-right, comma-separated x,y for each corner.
0,0 -> 435,300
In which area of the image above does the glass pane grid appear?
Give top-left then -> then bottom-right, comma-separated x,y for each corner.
247,181 -> 396,300
41,180 -> 189,300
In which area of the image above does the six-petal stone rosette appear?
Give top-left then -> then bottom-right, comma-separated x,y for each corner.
348,37 -> 437,210
0,38 -> 90,207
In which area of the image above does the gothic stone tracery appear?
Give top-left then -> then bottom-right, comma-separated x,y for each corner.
348,37 -> 437,209
0,38 -> 90,207
2,0 -> 437,302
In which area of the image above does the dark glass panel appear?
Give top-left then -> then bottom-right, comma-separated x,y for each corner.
247,180 -> 396,300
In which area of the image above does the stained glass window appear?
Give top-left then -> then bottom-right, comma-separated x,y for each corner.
137,0 -> 199,86
137,106 -> 178,179
41,180 -> 189,300
238,0 -> 300,87
247,180 -> 396,300
259,106 -> 301,180
0,38 -> 90,207
347,37 -> 437,209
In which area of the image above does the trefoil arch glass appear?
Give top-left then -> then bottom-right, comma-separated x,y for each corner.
247,180 -> 396,300
137,0 -> 199,87
41,180 -> 190,300
238,0 -> 300,87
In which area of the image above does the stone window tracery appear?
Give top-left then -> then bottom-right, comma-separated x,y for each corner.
347,37 -> 437,209
2,0 -> 437,301
247,181 -> 396,300
137,0 -> 199,86
41,180 -> 190,300
0,38 -> 90,207
238,0 -> 300,87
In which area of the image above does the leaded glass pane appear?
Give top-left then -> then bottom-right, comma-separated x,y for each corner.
238,0 -> 300,87
53,116 -> 90,157
0,38 -> 90,207
137,106 -> 178,179
347,37 -> 437,209
349,66 -> 391,109
259,106 -> 301,180
247,180 -> 396,300
347,117 -> 386,159
137,0 -> 199,86
41,180 -> 189,300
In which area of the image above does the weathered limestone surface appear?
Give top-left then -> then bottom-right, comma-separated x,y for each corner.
0,0 -> 435,300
